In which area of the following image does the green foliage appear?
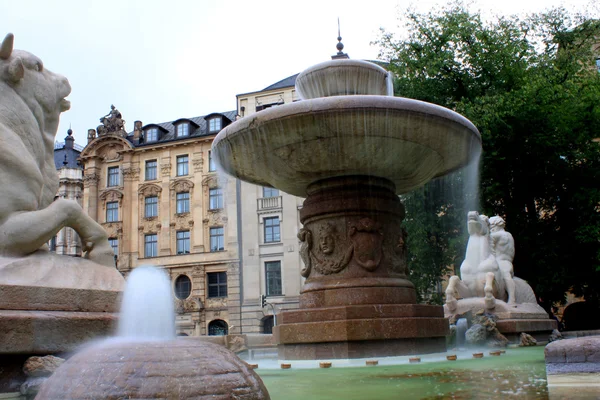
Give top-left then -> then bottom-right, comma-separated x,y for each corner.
377,3 -> 600,305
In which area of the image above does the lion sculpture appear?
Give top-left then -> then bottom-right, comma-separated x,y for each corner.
445,211 -> 537,314
0,33 -> 114,268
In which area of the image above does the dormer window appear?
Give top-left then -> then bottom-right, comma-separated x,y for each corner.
176,123 -> 189,137
146,127 -> 158,142
208,117 -> 222,133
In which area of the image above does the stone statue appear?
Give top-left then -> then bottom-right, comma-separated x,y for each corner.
490,216 -> 516,305
446,211 -> 504,312
97,104 -> 125,135
0,33 -> 115,268
445,211 -> 537,314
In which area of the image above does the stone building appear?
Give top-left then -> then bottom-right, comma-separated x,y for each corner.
79,110 -> 241,336
51,128 -> 84,256
236,75 -> 305,333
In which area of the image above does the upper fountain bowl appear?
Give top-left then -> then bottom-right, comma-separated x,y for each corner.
212,59 -> 481,197
295,59 -> 392,99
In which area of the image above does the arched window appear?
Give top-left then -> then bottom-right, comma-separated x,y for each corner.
208,319 -> 228,336
174,275 -> 191,299
262,316 -> 274,334
177,332 -> 189,337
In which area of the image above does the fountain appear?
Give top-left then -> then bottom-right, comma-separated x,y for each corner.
212,50 -> 481,359
37,266 -> 270,399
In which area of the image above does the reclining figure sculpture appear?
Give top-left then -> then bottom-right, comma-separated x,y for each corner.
445,211 -> 537,313
0,33 -> 114,268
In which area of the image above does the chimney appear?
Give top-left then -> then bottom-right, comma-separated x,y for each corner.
87,129 -> 96,144
133,120 -> 143,145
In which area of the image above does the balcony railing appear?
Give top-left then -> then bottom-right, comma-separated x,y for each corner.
258,196 -> 282,211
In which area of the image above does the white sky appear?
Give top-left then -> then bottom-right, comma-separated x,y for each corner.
1,0 -> 597,146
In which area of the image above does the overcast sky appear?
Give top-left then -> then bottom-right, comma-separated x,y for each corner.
1,0 -> 597,146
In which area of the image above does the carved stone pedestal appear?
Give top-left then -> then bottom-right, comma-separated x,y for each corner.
0,252 -> 123,393
273,177 -> 448,359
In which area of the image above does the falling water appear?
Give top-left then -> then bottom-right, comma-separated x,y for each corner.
116,265 -> 175,340
456,318 -> 468,348
463,146 -> 482,214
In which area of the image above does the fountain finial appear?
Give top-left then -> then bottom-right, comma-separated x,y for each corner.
332,18 -> 349,60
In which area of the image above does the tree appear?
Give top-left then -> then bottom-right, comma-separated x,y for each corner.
377,3 -> 600,306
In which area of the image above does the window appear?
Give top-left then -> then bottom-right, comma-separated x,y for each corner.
208,151 -> 216,172
209,188 -> 223,210
264,217 -> 280,243
146,127 -> 158,142
108,238 -> 118,255
145,160 -> 157,180
106,201 -> 118,222
176,230 -> 190,254
208,117 -> 221,133
177,155 -> 189,176
144,234 -> 158,258
176,192 -> 190,214
144,196 -> 158,218
176,123 -> 189,137
210,227 -> 224,252
174,275 -> 191,299
266,261 -> 282,296
262,187 -> 279,198
208,319 -> 228,336
207,272 -> 227,298
107,166 -> 119,187
262,316 -> 274,334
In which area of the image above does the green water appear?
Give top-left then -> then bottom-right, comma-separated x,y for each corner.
257,347 -> 548,400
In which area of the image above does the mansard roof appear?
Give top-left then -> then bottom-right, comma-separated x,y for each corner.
262,73 -> 298,91
130,110 -> 236,147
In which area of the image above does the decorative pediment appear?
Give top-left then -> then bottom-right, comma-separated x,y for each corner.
170,179 -> 194,194
201,175 -> 227,190
99,189 -> 123,206
96,143 -> 125,162
138,183 -> 162,198
79,135 -> 134,160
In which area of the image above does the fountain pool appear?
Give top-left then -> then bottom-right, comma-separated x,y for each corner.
255,347 -> 549,400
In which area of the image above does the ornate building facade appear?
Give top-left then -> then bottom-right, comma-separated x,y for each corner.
79,109 -> 241,336
236,75 -> 305,333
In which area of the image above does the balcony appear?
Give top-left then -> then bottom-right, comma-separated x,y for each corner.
257,196 -> 282,212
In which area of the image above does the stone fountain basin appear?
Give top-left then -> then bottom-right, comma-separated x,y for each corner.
213,96 -> 481,197
36,338 -> 270,399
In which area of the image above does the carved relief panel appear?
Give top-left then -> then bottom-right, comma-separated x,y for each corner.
122,165 -> 140,181
192,151 -> 204,173
161,156 -> 171,177
83,172 -> 99,188
299,216 -> 408,278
